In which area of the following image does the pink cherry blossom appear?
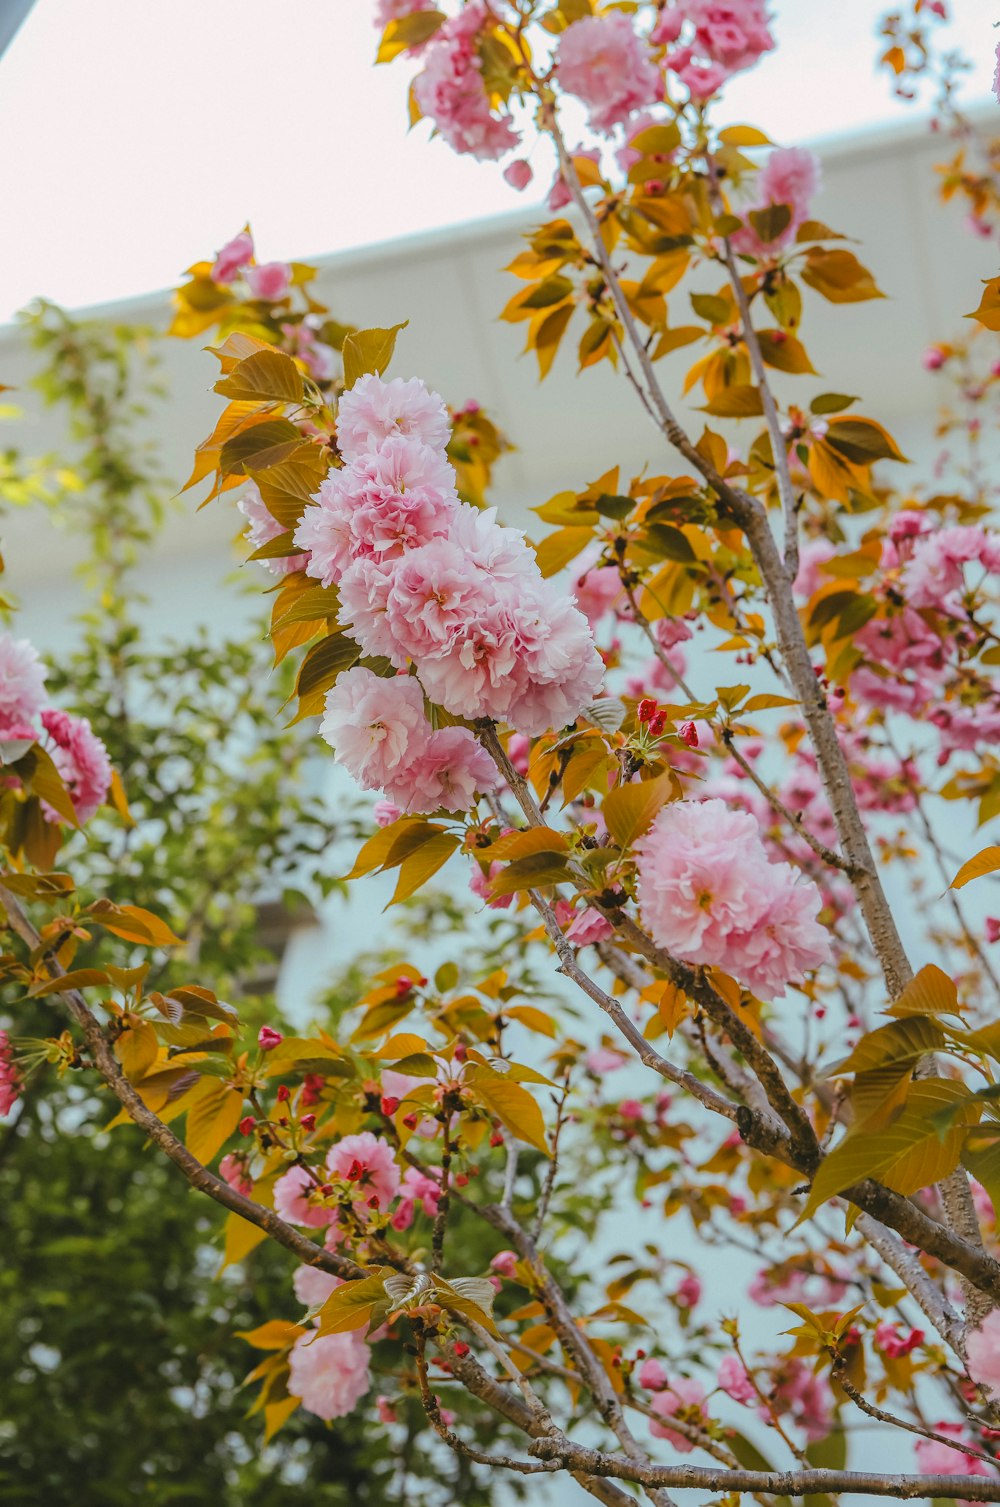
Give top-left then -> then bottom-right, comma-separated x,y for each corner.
585,1046 -> 627,1074
507,733 -> 531,774
565,907 -> 614,946
374,798 -> 402,827
387,725 -> 497,814
337,373 -> 452,461
491,1250 -> 517,1277
219,1153 -> 252,1197
635,799 -> 830,997
391,1165 -> 443,1230
470,858 -> 514,910
547,146 -> 602,211
718,1354 -> 756,1404
0,1029 -> 20,1117
675,61 -> 727,99
915,1422 -> 996,1494
555,14 -> 663,135
238,482 -> 307,576
768,1358 -> 833,1443
293,1264 -> 342,1314
273,1165 -> 334,1228
297,436 -> 456,587
39,709 -> 112,824
211,229 -> 253,285
413,3 -> 519,161
245,261 -> 292,302
651,9 -> 685,46
0,632 -> 47,734
649,1376 -> 707,1450
732,147 -> 821,254
320,668 -> 429,793
503,159 -> 533,191
681,0 -> 774,73
874,1321 -> 924,1358
901,524 -> 1000,615
966,1309 -> 1000,1402
288,1330 -> 371,1420
638,1357 -> 668,1391
654,616 -> 694,650
931,695 -> 1000,759
327,1130 -> 402,1213
675,1272 -> 702,1308
376,1394 -> 398,1423
375,0 -> 432,25
382,537 -> 493,663
572,549 -> 623,627
793,539 -> 836,598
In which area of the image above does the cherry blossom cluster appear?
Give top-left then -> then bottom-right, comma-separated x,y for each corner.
0,632 -> 111,824
210,229 -> 336,380
634,798 -> 831,997
288,1265 -> 371,1421
381,0 -> 776,180
285,372 -> 601,810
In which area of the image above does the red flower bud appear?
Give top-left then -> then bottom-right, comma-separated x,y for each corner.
637,697 -> 657,724
238,1116 -> 256,1136
402,1112 -> 419,1131
489,1130 -> 504,1147
455,1173 -> 469,1187
257,1025 -> 284,1051
395,977 -> 413,998
648,710 -> 668,737
680,720 -> 698,748
453,1341 -> 470,1357
381,1095 -> 400,1116
300,1113 -> 316,1131
276,1084 -> 290,1103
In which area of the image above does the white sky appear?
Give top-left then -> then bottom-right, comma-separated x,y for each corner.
1,0 -> 994,324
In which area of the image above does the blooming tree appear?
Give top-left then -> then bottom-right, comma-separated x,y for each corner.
5,3 -> 1000,1502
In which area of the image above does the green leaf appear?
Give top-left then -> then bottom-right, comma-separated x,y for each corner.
316,1270 -> 393,1335
389,832 -> 461,905
489,851 -> 572,897
594,494 -> 635,521
220,418 -> 303,478
643,523 -> 697,562
690,292 -> 731,326
342,324 -> 408,390
810,393 -> 858,415
292,633 -> 361,719
748,204 -> 792,245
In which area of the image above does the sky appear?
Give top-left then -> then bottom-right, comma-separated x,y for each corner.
0,0 -> 995,324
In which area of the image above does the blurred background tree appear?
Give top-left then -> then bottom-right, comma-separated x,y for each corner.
0,307 -> 512,1505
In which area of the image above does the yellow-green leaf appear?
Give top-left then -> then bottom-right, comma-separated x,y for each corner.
603,772 -> 675,849
465,1065 -> 549,1155
949,846 -> 1000,891
342,324 -> 408,390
